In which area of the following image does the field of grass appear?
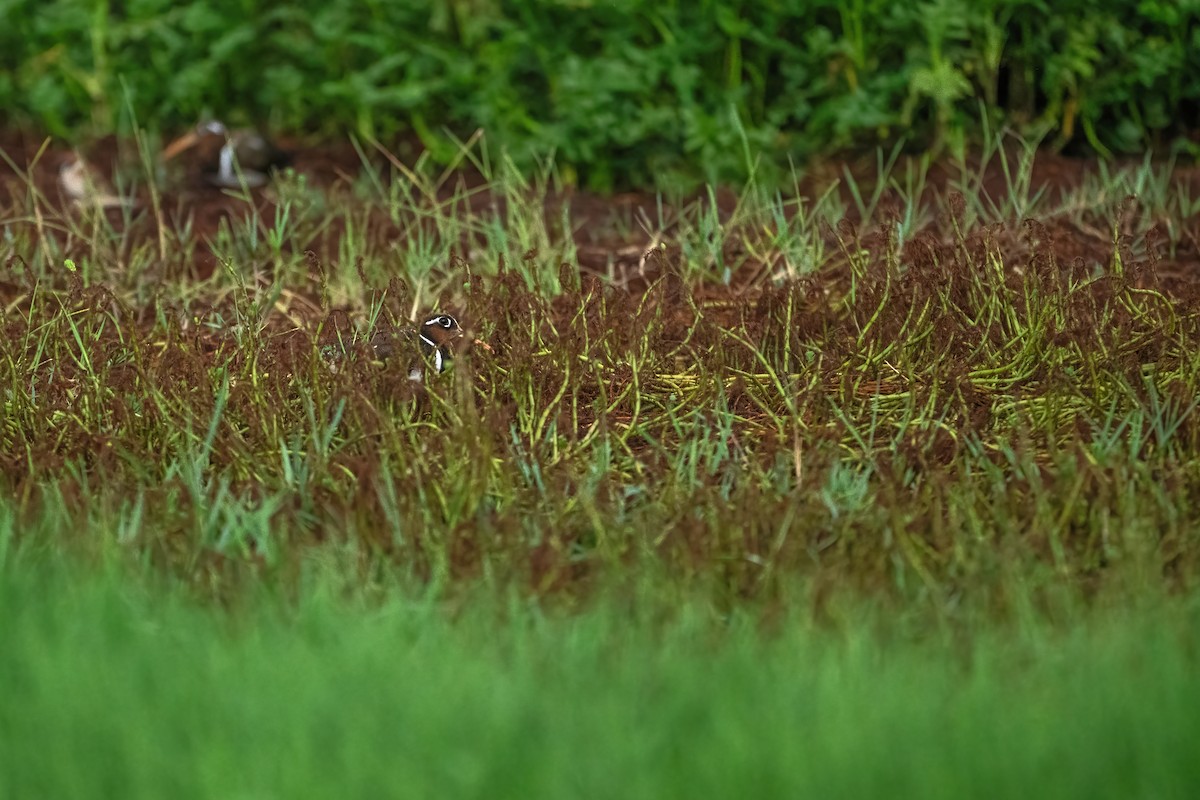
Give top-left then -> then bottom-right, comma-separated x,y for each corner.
3,562 -> 1199,799
3,124 -> 1200,794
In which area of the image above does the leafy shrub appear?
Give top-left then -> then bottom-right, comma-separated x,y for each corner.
1,0 -> 1197,188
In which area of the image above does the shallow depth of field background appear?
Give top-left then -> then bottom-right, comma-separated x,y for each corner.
4,0 -> 1199,188
3,3 -> 1200,798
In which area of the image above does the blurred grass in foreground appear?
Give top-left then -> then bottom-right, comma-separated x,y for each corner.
4,134 -> 1200,797
1,560 -> 1198,799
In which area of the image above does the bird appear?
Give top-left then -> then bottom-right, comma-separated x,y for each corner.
161,120 -> 290,188
58,154 -> 133,209
322,313 -> 466,382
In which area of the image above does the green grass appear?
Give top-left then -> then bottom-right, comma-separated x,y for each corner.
4,1 -> 1200,189
2,561 -> 1199,800
5,133 -> 1200,795
3,134 -> 1198,611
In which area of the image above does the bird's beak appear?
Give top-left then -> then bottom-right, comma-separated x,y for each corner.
161,131 -> 201,161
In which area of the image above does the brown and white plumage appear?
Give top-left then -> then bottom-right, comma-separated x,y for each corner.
58,155 -> 132,209
162,120 -> 291,188
322,313 -> 467,382
372,314 -> 466,382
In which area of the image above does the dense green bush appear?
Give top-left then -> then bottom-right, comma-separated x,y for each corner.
1,0 -> 1198,188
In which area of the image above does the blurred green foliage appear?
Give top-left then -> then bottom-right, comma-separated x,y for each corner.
1,0 -> 1198,189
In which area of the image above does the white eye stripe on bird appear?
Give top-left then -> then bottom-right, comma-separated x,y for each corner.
327,313 -> 465,383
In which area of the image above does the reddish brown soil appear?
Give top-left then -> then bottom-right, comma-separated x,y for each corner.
3,129 -> 1200,297
5,132 -> 1200,601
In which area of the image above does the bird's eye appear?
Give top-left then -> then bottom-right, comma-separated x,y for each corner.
439,316 -> 455,329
